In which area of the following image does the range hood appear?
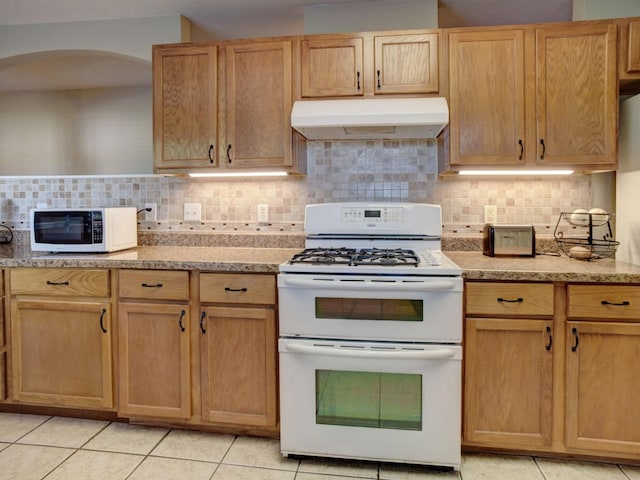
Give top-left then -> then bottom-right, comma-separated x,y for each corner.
290,97 -> 448,140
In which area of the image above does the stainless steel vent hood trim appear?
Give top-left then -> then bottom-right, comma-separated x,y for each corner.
291,97 -> 448,140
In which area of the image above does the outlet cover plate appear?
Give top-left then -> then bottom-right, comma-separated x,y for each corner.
184,203 -> 202,222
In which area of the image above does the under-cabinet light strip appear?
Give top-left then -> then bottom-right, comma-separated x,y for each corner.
458,170 -> 574,176
189,172 -> 289,178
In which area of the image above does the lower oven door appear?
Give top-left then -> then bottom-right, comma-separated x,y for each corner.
278,274 -> 463,343
278,338 -> 462,468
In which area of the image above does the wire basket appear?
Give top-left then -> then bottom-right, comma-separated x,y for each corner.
554,212 -> 618,260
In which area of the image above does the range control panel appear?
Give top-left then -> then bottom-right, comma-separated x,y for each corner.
340,206 -> 404,223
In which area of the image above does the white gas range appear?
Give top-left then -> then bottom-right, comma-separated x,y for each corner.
278,202 -> 463,469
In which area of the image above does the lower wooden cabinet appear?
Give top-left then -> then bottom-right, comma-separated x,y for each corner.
465,280 -> 640,463
200,305 -> 277,427
464,317 -> 553,448
117,269 -> 191,419
566,321 -> 640,455
118,303 -> 191,419
11,298 -> 113,408
199,273 -> 278,428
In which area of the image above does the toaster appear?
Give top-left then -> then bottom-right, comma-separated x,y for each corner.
483,224 -> 536,257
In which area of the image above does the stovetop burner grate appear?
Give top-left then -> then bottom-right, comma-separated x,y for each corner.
288,247 -> 420,267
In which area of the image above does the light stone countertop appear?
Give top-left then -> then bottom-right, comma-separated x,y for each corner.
0,245 -> 301,273
446,251 -> 640,283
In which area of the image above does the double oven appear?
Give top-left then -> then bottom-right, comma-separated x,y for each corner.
278,203 -> 463,469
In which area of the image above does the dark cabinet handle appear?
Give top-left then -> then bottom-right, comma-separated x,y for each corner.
141,283 -> 163,288
225,287 -> 247,292
178,309 -> 186,332
571,327 -> 579,352
208,144 -> 215,164
377,70 -> 381,89
99,308 -> 107,333
518,139 -> 524,160
545,326 -> 552,351
226,144 -> 232,163
200,311 -> 206,334
497,297 -> 523,303
539,138 -> 546,160
47,280 -> 69,286
356,71 -> 361,91
601,300 -> 630,306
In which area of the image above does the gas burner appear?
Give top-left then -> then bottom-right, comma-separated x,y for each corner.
288,247 -> 420,267
289,248 -> 357,265
353,248 -> 419,267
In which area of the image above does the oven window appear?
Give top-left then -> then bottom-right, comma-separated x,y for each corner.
315,298 -> 423,321
316,369 -> 422,430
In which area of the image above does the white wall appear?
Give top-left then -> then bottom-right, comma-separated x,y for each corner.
0,87 -> 152,175
304,0 -> 437,34
573,0 -> 640,20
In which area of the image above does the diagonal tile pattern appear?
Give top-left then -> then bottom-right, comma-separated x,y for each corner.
0,412 -> 638,480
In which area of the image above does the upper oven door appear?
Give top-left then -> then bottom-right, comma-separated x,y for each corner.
278,274 -> 462,343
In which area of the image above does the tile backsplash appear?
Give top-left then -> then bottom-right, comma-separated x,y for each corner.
0,139 -> 591,235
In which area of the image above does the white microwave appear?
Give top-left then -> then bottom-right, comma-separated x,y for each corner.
30,207 -> 138,253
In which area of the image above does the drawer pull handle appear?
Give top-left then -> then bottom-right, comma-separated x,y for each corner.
178,310 -> 186,332
99,308 -> 107,333
356,71 -> 361,91
377,69 -> 381,89
200,311 -> 207,334
497,297 -> 523,303
601,300 -> 630,306
141,283 -> 163,288
225,287 -> 247,292
518,139 -> 524,160
571,327 -> 579,352
46,280 -> 69,286
545,326 -> 552,351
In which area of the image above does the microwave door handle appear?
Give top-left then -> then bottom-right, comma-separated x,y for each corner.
281,277 -> 457,291
284,342 -> 455,360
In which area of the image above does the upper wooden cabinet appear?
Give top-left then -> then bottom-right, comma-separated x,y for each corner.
447,29 -> 527,166
223,40 -> 295,169
618,17 -> 640,93
153,44 -> 218,171
301,36 -> 364,97
153,38 -> 305,174
446,20 -> 618,172
301,31 -> 439,98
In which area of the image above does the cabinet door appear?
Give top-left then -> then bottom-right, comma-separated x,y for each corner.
374,33 -> 438,94
448,29 -> 527,166
566,321 -> 640,455
153,44 -> 218,171
301,37 -> 364,97
118,303 -> 191,419
200,305 -> 277,427
225,41 -> 293,168
619,18 -> 640,81
11,299 -> 112,408
464,318 -> 553,447
535,23 -> 617,167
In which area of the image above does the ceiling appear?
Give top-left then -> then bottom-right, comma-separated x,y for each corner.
0,0 -> 573,91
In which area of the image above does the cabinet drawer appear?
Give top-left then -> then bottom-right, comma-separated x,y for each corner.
119,270 -> 189,301
10,268 -> 110,297
466,282 -> 554,316
567,285 -> 640,321
200,273 -> 275,305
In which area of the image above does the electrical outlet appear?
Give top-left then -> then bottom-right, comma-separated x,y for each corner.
184,203 -> 202,222
484,205 -> 498,224
144,203 -> 157,222
257,204 -> 269,223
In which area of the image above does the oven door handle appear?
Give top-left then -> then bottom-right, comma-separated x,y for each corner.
281,277 -> 458,291
283,342 -> 456,360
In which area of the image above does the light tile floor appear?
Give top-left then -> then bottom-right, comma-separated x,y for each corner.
1,412 -> 639,479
